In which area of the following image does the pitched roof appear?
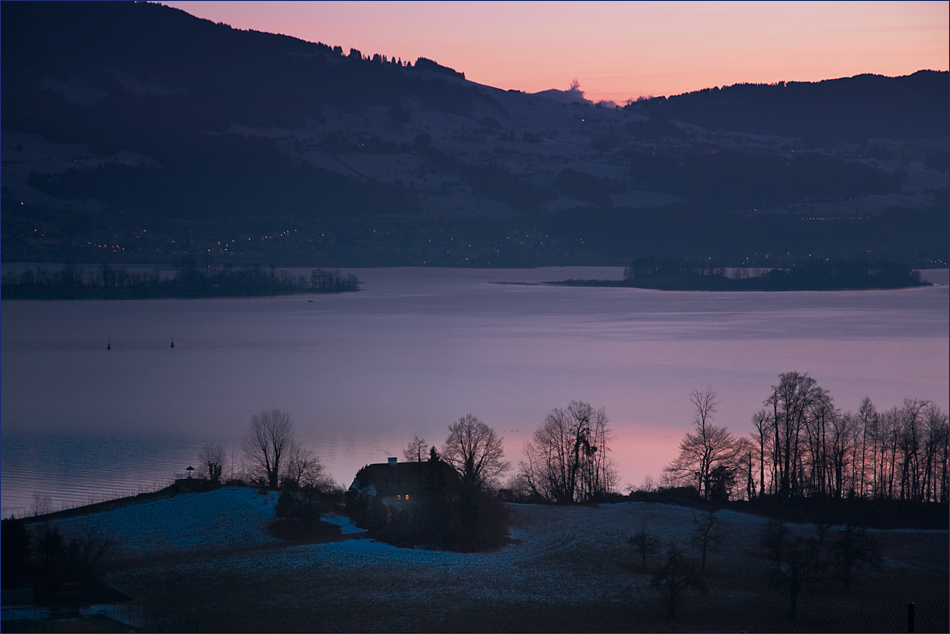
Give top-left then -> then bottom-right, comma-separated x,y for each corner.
351,459 -> 461,497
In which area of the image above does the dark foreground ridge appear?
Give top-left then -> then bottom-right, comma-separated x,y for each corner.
548,258 -> 931,291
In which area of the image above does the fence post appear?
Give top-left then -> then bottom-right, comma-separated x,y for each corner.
907,602 -> 914,633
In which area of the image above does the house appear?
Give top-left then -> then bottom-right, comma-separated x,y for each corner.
349,456 -> 462,508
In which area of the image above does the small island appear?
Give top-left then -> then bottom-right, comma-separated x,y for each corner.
0,259 -> 359,300
548,257 -> 932,292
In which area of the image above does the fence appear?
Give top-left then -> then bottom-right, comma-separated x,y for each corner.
1,603 -> 199,633
3,477 -> 179,521
756,599 -> 949,633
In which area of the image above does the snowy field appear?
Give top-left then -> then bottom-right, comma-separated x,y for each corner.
46,487 -> 283,557
34,488 -> 948,632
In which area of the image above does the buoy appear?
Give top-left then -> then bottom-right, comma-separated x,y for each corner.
170,338 -> 175,348
107,340 -> 111,351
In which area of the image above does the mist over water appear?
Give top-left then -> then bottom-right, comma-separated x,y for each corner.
2,267 -> 947,515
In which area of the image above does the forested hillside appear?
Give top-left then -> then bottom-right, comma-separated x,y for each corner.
2,2 -> 946,268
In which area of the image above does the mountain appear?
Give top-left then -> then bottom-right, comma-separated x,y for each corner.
2,2 -> 947,268
628,72 -> 948,143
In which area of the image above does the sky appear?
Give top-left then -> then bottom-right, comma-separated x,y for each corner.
163,1 -> 948,104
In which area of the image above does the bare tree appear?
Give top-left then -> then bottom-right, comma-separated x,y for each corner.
827,411 -> 855,499
441,415 -> 509,491
403,435 -> 429,462
751,408 -> 772,497
664,389 -> 738,500
651,540 -> 705,618
733,437 -> 756,501
32,492 -> 54,517
801,387 -> 836,499
771,536 -> 828,620
923,402 -> 949,503
501,472 -> 533,501
856,396 -> 878,498
629,525 -> 660,570
521,401 -> 616,503
638,474 -> 658,493
741,379 -> 945,504
283,443 -> 329,491
691,510 -> 722,574
242,408 -> 295,489
199,443 -> 226,486
766,372 -> 821,499
830,524 -> 878,592
762,518 -> 789,566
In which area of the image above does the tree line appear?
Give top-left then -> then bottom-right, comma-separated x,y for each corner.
171,374 -> 946,553
233,373 -> 947,512
663,376 -> 949,505
0,260 -> 359,299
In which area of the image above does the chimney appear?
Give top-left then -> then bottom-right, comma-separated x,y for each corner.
388,457 -> 397,466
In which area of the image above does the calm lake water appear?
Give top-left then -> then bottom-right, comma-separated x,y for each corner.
2,267 -> 948,516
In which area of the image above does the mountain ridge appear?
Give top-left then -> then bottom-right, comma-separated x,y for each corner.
2,1 -> 947,268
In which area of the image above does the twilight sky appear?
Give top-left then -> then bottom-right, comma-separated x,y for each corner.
164,1 -> 948,104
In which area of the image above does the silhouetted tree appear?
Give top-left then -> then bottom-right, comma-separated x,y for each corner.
762,518 -> 789,566
439,416 -> 510,549
441,415 -> 509,491
743,375 -> 948,504
199,443 -> 225,486
691,510 -> 723,574
32,492 -> 53,517
751,408 -> 772,498
32,524 -> 115,600
766,372 -> 822,499
651,540 -> 705,618
856,396 -> 878,498
771,536 -> 827,620
830,524 -> 878,592
283,443 -> 329,491
664,389 -> 739,500
707,463 -> 737,502
404,435 -> 429,462
521,401 -> 616,503
629,526 -> 660,570
243,408 -> 295,489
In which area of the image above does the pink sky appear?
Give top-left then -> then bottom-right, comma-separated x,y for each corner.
164,1 -> 948,103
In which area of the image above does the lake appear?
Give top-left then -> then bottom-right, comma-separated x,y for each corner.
2,267 -> 947,516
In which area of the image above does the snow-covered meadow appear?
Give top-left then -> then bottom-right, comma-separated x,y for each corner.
37,488 -> 949,632
46,488 -> 283,556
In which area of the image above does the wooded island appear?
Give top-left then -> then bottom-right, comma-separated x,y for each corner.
549,258 -> 930,291
0,259 -> 360,299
